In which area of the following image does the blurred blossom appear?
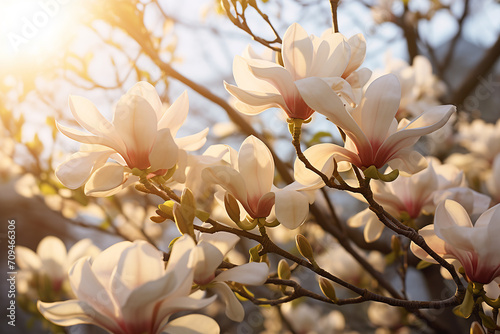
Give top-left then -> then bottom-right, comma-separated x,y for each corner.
192,231 -> 269,322
348,157 -> 490,242
0,121 -> 20,181
371,55 -> 446,120
225,23 -> 370,120
411,200 -> 500,284
371,0 -> 396,24
485,153 -> 500,203
38,236 -> 219,334
16,236 -> 100,301
55,82 -> 207,196
202,135 -> 316,229
281,302 -> 346,334
368,302 -> 409,333
457,119 -> 500,163
295,74 -> 455,179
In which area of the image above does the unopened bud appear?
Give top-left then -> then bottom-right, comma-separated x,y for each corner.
158,201 -> 174,217
318,278 -> 338,302
150,216 -> 166,223
224,192 -> 241,224
249,244 -> 262,262
173,203 -> 195,239
277,259 -> 291,280
135,184 -> 149,193
295,234 -> 314,263
180,188 -> 196,224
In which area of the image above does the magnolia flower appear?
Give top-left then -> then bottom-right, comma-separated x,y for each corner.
225,23 -> 369,120
192,231 -> 269,321
281,303 -> 346,334
294,74 -> 455,178
485,154 -> 500,203
202,135 -> 315,229
457,118 -> 500,163
38,236 -> 219,334
411,200 -> 500,284
17,236 -> 100,300
56,82 -> 207,196
348,158 -> 491,242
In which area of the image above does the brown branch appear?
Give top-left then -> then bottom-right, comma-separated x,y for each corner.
329,0 -> 340,33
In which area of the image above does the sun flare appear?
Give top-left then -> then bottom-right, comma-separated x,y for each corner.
0,0 -> 84,68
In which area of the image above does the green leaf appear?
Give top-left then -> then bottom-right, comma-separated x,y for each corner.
416,260 -> 433,270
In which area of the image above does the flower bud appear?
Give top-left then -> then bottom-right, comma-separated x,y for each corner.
295,234 -> 314,263
180,188 -> 196,225
277,259 -> 291,280
224,193 -> 241,224
173,203 -> 195,239
319,278 -> 337,302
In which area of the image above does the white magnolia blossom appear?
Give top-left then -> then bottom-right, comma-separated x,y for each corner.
38,236 -> 219,334
457,118 -> 500,163
17,236 -> 100,300
281,303 -> 346,334
225,22 -> 370,120
412,200 -> 500,284
56,82 -> 207,196
202,135 -> 317,229
348,158 -> 491,242
192,231 -> 269,322
485,153 -> 500,203
294,74 -> 455,179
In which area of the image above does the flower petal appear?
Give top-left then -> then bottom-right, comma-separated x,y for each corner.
343,34 -> 366,78
202,165 -> 248,206
274,189 -> 309,229
127,81 -> 163,121
214,262 -> 269,285
113,94 -> 158,169
55,147 -> 113,189
161,314 -> 220,334
175,128 -> 209,151
149,128 -> 178,172
238,136 -> 274,204
211,281 -> 245,322
84,163 -> 125,196
37,300 -> 119,331
224,82 -> 287,115
198,232 -> 240,257
158,91 -> 189,136
37,236 -> 67,280
68,95 -> 114,136
282,23 -> 314,80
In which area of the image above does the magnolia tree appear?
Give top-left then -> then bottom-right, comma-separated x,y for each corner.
2,0 -> 500,333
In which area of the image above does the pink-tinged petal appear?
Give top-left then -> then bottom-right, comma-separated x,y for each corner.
378,105 -> 455,161
56,148 -> 113,189
386,148 -> 427,175
224,82 -> 287,115
282,23 -> 314,80
149,128 -> 178,172
113,94 -> 157,169
198,232 -> 240,257
343,34 -> 366,78
211,281 -> 245,322
161,314 -> 220,334
158,91 -> 189,136
38,300 -> 120,331
238,136 -> 274,203
192,242 -> 224,284
84,163 -> 125,196
175,128 -> 209,151
353,74 -> 401,146
127,81 -> 163,121
320,34 -> 351,77
294,143 -> 359,185
214,262 -> 269,285
410,225 -> 446,263
364,217 -> 385,243
37,236 -> 67,279
254,192 -> 275,218
155,295 -> 217,332
16,246 -> 42,271
69,258 -> 117,320
274,189 -> 309,229
202,166 -> 248,205
68,95 -> 114,136
295,77 -> 369,148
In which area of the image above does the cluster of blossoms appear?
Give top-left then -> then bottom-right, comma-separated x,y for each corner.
17,20 -> 500,334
